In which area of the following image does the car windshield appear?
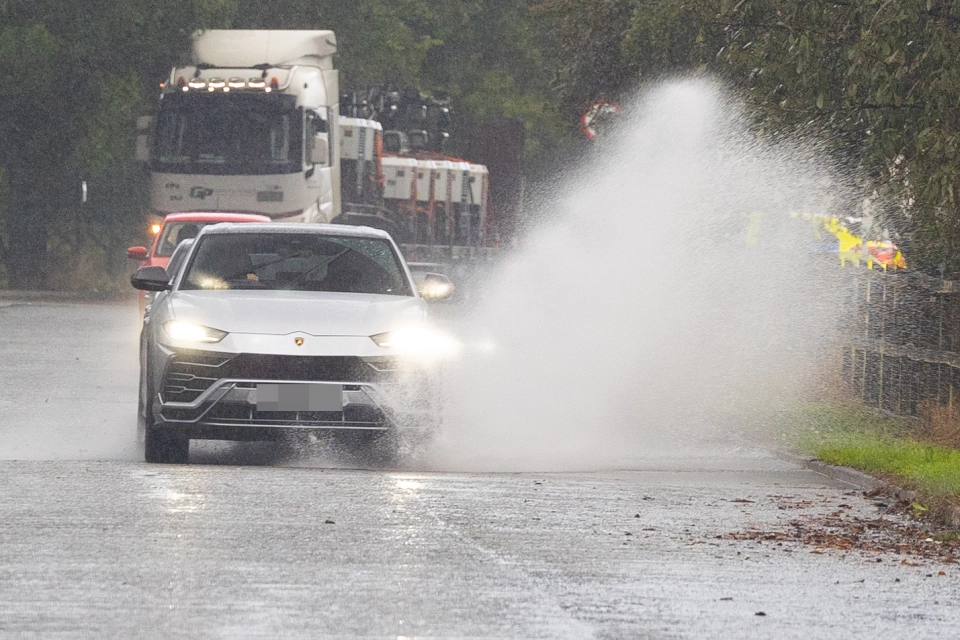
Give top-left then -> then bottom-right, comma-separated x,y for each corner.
153,93 -> 302,175
180,233 -> 413,296
156,222 -> 208,257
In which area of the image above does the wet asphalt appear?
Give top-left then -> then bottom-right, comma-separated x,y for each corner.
0,298 -> 958,639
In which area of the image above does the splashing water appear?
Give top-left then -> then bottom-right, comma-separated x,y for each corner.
426,79 -> 848,472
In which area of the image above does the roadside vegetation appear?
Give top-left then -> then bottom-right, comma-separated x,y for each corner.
4,2 -> 960,290
541,0 -> 960,277
0,0 -> 567,292
787,402 -> 960,525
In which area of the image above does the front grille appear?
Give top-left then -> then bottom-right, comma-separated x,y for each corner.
221,354 -> 379,383
161,350 -> 387,404
162,350 -> 233,403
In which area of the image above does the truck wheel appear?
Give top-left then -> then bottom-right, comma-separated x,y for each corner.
144,427 -> 189,464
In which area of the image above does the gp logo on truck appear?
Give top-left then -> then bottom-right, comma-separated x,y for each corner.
189,187 -> 214,200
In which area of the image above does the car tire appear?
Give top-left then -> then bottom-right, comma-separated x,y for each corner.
340,430 -> 399,468
137,336 -> 151,447
360,431 -> 400,468
137,375 -> 151,448
144,427 -> 189,464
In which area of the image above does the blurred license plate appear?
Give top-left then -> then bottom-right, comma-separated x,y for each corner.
256,383 -> 343,412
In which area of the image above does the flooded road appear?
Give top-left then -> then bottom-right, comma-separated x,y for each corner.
0,298 -> 957,638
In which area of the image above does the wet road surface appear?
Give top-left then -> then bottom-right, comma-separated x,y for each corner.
0,299 -> 958,638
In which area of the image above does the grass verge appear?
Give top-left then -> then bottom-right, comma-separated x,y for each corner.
784,402 -> 960,524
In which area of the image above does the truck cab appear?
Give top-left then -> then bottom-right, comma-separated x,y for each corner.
147,31 -> 340,223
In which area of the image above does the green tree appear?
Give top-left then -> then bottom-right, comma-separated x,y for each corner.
231,0 -> 565,168
0,0 -> 568,288
536,0 -> 960,275
0,0 -> 234,288
533,0 -> 640,122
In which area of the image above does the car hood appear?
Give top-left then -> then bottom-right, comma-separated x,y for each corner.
167,290 -> 426,336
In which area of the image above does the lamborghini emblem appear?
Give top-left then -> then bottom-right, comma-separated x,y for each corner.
294,337 -> 305,346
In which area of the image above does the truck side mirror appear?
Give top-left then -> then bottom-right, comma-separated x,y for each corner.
310,137 -> 329,166
135,116 -> 153,163
131,266 -> 170,292
135,136 -> 150,162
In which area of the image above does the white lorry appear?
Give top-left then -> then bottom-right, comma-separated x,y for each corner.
142,29 -> 491,254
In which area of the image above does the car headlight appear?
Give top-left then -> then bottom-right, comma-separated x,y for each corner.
163,321 -> 228,344
371,327 -> 460,358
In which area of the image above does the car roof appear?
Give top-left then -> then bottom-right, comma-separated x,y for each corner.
199,222 -> 394,240
161,212 -> 272,223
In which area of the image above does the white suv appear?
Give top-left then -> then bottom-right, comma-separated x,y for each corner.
131,223 -> 454,464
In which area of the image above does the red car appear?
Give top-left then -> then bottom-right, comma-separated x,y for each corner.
128,212 -> 271,312
127,212 -> 272,270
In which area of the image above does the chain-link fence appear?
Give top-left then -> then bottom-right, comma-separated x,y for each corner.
843,270 -> 960,415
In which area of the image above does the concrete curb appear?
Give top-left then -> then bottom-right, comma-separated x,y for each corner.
802,458 -> 898,493
789,454 -> 960,529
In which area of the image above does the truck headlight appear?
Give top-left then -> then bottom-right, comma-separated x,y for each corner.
371,327 -> 460,358
163,321 -> 228,344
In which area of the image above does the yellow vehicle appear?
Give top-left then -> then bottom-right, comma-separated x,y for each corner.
791,213 -> 905,270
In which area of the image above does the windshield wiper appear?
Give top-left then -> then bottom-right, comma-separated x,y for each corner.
225,251 -> 302,280
287,247 -> 352,288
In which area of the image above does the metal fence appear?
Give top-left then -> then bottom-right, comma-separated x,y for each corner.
842,269 -> 960,415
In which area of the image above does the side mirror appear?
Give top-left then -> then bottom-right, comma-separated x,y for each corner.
135,116 -> 153,163
418,273 -> 454,301
127,246 -> 149,261
131,266 -> 170,292
310,137 -> 329,166
135,135 -> 151,163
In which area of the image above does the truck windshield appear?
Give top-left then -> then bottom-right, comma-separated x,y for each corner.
153,94 -> 302,175
180,233 -> 413,296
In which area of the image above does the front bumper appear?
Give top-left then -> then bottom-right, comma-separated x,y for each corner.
151,348 -> 435,440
